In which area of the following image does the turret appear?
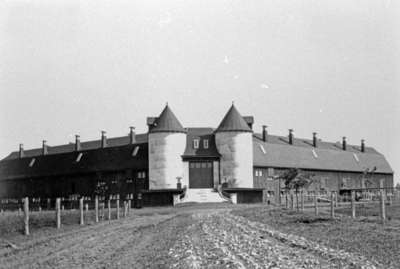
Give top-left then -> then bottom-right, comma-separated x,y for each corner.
215,104 -> 254,188
148,104 -> 187,189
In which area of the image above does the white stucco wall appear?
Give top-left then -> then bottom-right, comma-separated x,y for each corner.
213,161 -> 220,188
215,132 -> 253,188
148,132 -> 186,189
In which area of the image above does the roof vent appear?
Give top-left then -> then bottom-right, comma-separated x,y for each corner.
262,125 -> 268,142
101,131 -> 107,148
42,140 -> 48,155
129,127 -> 136,144
288,129 -> 294,145
19,144 -> 24,159
312,132 -> 318,148
75,135 -> 81,151
342,136 -> 347,151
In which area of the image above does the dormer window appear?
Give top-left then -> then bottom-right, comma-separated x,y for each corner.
312,149 -> 318,158
193,139 -> 199,149
29,158 -> 36,167
76,153 -> 83,162
203,139 -> 209,149
259,144 -> 266,154
132,146 -> 140,156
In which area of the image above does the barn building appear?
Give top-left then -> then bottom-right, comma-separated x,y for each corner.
0,104 -> 394,205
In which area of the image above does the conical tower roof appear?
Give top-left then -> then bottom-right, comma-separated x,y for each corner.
149,104 -> 186,133
215,104 -> 253,133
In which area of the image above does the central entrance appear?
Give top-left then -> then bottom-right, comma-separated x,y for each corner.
189,161 -> 214,188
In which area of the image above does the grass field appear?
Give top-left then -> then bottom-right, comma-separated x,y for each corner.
232,206 -> 400,268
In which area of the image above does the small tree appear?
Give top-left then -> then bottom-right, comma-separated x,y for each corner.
277,168 -> 314,193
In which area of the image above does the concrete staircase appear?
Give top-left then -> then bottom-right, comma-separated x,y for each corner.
180,188 -> 230,203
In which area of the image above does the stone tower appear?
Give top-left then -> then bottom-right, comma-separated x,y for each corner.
148,105 -> 187,189
215,105 -> 254,188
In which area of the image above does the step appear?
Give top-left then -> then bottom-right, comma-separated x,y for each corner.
180,188 -> 230,203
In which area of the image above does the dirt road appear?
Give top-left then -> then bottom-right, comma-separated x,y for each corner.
0,206 -> 377,268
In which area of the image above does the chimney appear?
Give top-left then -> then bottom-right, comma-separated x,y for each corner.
75,135 -> 81,151
342,136 -> 347,151
129,126 -> 136,144
19,144 -> 24,158
262,125 -> 268,142
42,140 -> 48,155
361,139 -> 365,153
312,132 -> 318,147
101,131 -> 107,148
288,129 -> 294,145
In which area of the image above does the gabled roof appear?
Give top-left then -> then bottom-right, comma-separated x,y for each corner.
182,128 -> 221,158
0,143 -> 148,181
2,134 -> 148,161
253,135 -> 393,174
149,105 -> 186,133
215,105 -> 253,133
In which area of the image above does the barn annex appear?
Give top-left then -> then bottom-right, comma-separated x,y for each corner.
0,104 -> 394,205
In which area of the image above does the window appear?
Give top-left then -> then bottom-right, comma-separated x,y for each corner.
112,180 -> 117,184
29,158 -> 36,167
267,168 -> 274,177
353,153 -> 359,162
259,144 -> 266,154
76,153 -> 83,162
193,139 -> 199,149
137,171 -> 146,179
203,139 -> 209,149
126,179 -> 133,183
207,162 -> 212,168
255,170 -> 263,177
312,149 -> 318,158
132,146 -> 140,156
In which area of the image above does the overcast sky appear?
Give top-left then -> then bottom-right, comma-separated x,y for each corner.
1,0 -> 399,184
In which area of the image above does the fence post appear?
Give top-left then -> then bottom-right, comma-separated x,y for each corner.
330,191 -> 335,218
314,194 -> 318,215
108,199 -> 111,221
351,191 -> 356,219
296,191 -> 299,211
24,197 -> 29,236
79,197 -> 84,226
128,199 -> 132,214
95,196 -> 99,223
123,201 -> 127,218
116,199 -> 120,219
301,190 -> 304,212
56,198 -> 61,229
285,193 -> 288,209
290,192 -> 294,210
101,202 -> 105,220
380,188 -> 386,221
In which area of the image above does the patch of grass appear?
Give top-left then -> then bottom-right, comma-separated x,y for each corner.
232,206 -> 400,268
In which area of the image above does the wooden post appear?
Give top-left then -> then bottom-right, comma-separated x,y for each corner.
290,192 -> 294,210
380,188 -> 386,221
23,197 -> 29,236
314,194 -> 318,215
330,192 -> 335,218
128,199 -> 132,214
79,198 -> 84,226
123,201 -> 127,218
351,191 -> 356,219
47,198 -> 51,210
285,193 -> 288,209
108,199 -> 111,221
101,202 -> 105,220
116,199 -> 120,219
56,198 -> 61,229
95,196 -> 99,223
301,190 -> 304,212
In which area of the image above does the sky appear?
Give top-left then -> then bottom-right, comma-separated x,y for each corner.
0,0 -> 399,184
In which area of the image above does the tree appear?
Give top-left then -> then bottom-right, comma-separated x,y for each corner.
276,168 -> 314,192
395,183 -> 400,191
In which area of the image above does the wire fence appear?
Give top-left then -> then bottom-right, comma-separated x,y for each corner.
277,188 -> 400,222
